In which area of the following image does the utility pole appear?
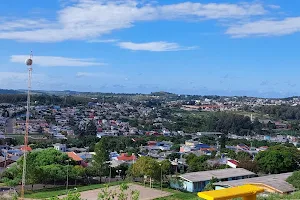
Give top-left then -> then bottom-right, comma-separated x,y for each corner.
66,159 -> 70,194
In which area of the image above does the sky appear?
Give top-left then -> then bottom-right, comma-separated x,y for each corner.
1,0 -> 300,97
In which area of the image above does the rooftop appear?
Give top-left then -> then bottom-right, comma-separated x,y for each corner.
214,172 -> 295,194
180,168 -> 255,182
67,152 -> 83,162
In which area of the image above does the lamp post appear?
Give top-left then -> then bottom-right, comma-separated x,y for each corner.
109,165 -> 112,184
66,159 -> 70,194
159,163 -> 162,190
116,169 -> 122,180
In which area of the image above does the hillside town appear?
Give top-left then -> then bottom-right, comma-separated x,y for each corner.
0,94 -> 299,199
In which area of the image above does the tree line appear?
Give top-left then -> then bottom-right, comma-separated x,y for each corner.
256,105 -> 300,120
163,112 -> 265,135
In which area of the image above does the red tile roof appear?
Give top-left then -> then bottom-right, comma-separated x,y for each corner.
67,152 -> 83,162
20,146 -> 32,152
228,159 -> 239,166
117,153 -> 136,161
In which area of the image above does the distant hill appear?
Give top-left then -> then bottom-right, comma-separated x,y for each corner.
150,91 -> 177,96
0,89 -> 24,94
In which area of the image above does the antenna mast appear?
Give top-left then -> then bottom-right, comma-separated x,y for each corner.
21,51 -> 33,199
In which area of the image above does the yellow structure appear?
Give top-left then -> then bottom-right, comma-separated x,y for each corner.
198,184 -> 264,200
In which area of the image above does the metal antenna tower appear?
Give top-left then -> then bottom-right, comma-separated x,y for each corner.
21,51 -> 33,199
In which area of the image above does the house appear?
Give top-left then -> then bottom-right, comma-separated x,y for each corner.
20,146 -> 32,152
194,144 -> 214,151
257,146 -> 268,152
236,144 -> 249,151
180,143 -> 213,153
117,153 -> 136,162
185,140 -> 199,147
274,122 -> 289,129
170,168 -> 256,192
146,141 -> 172,151
67,152 -> 87,167
170,158 -> 188,173
214,172 -> 295,194
78,152 -> 94,160
0,156 -> 16,168
227,160 -> 239,168
110,152 -> 120,160
53,143 -> 67,152
5,149 -> 23,157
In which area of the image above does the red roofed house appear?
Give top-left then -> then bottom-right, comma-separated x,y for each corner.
147,141 -> 157,146
236,144 -> 250,151
20,145 -> 32,152
67,152 -> 87,167
258,146 -> 268,152
227,159 -> 239,168
117,153 -> 136,162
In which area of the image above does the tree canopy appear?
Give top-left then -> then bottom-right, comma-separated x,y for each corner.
1,148 -> 85,187
255,145 -> 300,174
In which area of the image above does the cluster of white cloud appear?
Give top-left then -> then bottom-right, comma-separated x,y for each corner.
0,0 -> 274,44
226,17 -> 300,37
118,41 -> 197,51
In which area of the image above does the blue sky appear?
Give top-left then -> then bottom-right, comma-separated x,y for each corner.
1,0 -> 300,97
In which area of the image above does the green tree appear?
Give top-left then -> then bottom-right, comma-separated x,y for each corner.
255,145 -> 300,174
85,120 -> 97,136
1,148 -> 78,188
238,160 -> 259,173
186,154 -> 209,172
236,151 -> 251,162
166,153 -> 180,161
203,177 -> 218,191
130,157 -> 160,181
170,144 -> 181,152
223,149 -> 237,160
287,171 -> 300,189
93,138 -> 110,183
160,160 -> 171,180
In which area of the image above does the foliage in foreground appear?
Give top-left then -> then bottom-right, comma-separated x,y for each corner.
286,170 -> 300,189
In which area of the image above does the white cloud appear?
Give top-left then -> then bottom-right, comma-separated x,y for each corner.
226,17 -> 300,37
10,55 -> 106,67
118,41 -> 196,51
0,19 -> 52,31
87,39 -> 118,43
268,5 -> 280,9
0,1 -> 267,42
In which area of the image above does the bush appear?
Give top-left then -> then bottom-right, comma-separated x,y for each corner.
287,171 -> 300,189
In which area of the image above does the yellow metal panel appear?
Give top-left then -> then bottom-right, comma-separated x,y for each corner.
198,185 -> 264,200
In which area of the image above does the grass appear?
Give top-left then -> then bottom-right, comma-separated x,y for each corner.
24,181 -> 125,199
155,191 -> 199,200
